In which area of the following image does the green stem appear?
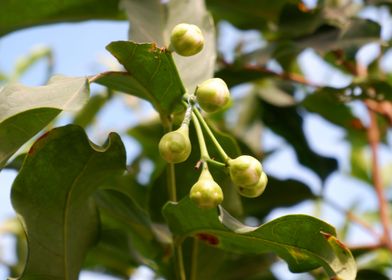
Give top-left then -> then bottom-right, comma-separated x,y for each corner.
162,117 -> 185,279
193,108 -> 230,163
190,238 -> 199,280
192,111 -> 210,160
167,163 -> 177,202
175,239 -> 186,280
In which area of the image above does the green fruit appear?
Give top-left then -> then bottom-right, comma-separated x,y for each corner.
159,125 -> 191,163
195,78 -> 230,113
237,172 -> 268,198
229,155 -> 263,187
170,23 -> 204,57
190,168 -> 223,209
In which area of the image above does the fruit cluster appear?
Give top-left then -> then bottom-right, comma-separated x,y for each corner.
159,23 -> 268,209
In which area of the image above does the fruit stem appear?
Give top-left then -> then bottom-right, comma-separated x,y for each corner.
193,108 -> 230,163
174,237 -> 186,280
192,111 -> 210,160
190,238 -> 199,280
182,102 -> 193,127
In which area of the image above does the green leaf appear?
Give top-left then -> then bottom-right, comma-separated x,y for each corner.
206,0 -> 291,31
11,125 -> 126,279
121,0 -> 216,92
163,197 -> 357,280
72,93 -> 110,128
95,42 -> 185,118
0,75 -> 89,168
0,0 -> 124,37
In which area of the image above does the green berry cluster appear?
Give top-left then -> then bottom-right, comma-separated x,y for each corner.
159,23 -> 268,209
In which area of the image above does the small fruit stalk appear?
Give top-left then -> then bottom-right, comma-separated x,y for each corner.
170,23 -> 204,57
190,164 -> 223,209
228,155 -> 268,198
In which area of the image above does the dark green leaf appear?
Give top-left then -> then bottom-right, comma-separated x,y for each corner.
242,177 -> 315,219
356,269 -> 390,280
163,197 -> 357,279
11,125 -> 126,279
260,100 -> 338,180
206,0 -> 291,31
0,0 -> 124,36
95,42 -> 185,118
0,76 -> 89,168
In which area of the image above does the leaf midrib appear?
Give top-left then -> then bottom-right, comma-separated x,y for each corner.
63,152 -> 94,280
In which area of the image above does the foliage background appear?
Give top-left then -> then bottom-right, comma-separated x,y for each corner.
1,0 -> 392,279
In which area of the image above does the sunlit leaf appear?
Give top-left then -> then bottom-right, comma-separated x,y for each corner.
163,197 -> 357,280
0,76 -> 89,168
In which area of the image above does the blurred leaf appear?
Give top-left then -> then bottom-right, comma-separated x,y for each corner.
276,3 -> 323,39
242,177 -> 315,219
95,42 -> 185,119
73,93 -> 110,128
356,269 -> 390,280
206,0 -> 291,31
11,125 -> 126,279
121,0 -> 216,92
0,75 -> 89,168
0,0 -> 125,36
84,229 -> 137,279
181,238 -> 277,280
302,87 -> 360,130
163,197 -> 357,279
260,100 -> 338,181
11,46 -> 53,82
255,79 -> 296,107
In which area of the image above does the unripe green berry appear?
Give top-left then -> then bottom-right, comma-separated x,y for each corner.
159,125 -> 191,163
195,78 -> 230,113
190,168 -> 223,209
229,155 -> 263,187
170,23 -> 204,57
237,172 -> 268,198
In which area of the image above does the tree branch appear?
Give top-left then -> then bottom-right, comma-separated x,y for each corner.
365,101 -> 392,251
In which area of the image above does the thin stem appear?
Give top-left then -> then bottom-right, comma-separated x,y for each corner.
366,104 -> 392,250
190,238 -> 199,280
182,103 -> 193,127
174,237 -> 186,280
218,58 -> 321,88
167,163 -> 177,202
192,111 -> 210,160
193,108 -> 230,163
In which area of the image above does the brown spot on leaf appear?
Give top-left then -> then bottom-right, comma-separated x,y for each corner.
148,43 -> 158,53
320,231 -> 332,239
196,233 -> 219,246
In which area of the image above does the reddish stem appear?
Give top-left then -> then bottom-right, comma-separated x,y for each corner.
366,102 -> 392,250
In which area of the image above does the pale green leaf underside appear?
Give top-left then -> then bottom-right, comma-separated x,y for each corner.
121,0 -> 216,92
0,76 -> 89,168
11,125 -> 126,280
163,198 -> 356,280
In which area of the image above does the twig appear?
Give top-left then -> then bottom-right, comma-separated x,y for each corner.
365,101 -> 392,251
218,58 -> 321,88
322,196 -> 380,240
